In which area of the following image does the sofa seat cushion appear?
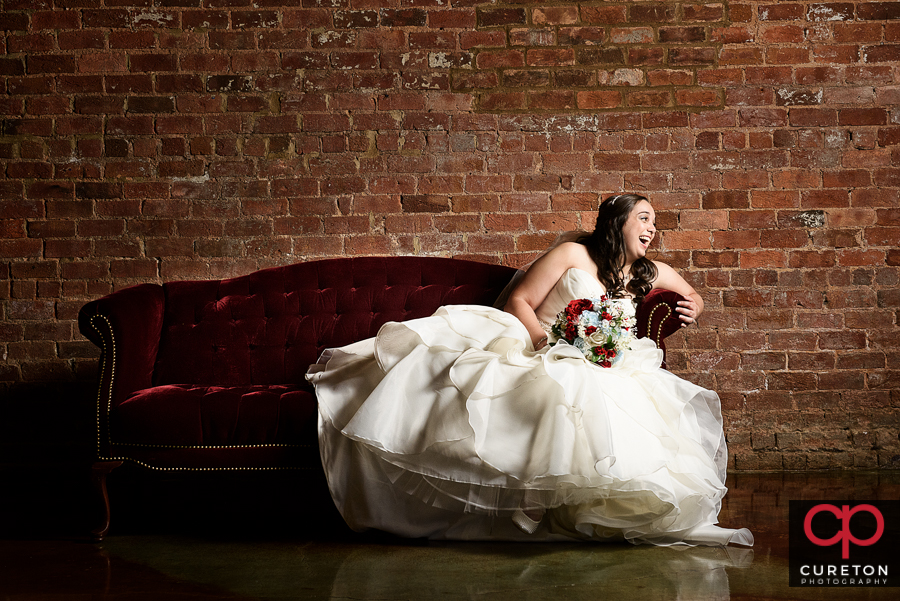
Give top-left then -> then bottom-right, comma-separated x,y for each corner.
111,384 -> 316,447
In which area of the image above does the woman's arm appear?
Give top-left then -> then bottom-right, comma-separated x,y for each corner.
504,243 -> 585,348
651,261 -> 704,327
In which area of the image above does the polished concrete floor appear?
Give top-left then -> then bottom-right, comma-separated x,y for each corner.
1,468 -> 899,600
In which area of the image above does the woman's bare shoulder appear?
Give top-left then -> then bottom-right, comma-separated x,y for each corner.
522,240 -> 592,282
547,240 -> 591,261
651,260 -> 677,275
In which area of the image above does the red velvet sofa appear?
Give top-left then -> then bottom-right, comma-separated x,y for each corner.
78,256 -> 683,539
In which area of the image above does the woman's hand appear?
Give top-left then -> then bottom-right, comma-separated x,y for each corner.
651,262 -> 705,328
676,296 -> 701,327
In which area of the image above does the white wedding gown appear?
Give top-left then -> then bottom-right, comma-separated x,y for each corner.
307,268 -> 753,546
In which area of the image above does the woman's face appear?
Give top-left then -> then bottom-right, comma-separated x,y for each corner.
621,199 -> 656,264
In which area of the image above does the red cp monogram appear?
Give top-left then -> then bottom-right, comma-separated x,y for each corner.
803,504 -> 884,559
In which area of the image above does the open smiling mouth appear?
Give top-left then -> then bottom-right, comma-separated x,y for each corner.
639,235 -> 652,246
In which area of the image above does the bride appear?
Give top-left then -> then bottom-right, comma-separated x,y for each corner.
307,194 -> 753,547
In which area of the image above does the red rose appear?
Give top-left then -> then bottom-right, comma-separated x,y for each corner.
566,298 -> 593,318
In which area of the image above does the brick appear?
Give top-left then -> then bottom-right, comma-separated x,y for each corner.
623,48 -> 663,67
800,189 -> 850,209
31,10 -> 81,30
130,53 -> 177,73
693,250 -> 739,267
464,175 -> 511,194
670,47 -> 717,66
0,58 -> 25,77
685,3 -> 725,21
429,9 -> 476,29
628,90 -> 671,108
410,32 -> 455,51
660,26 -> 706,43
520,6 -> 571,25
607,26 -> 653,44
577,4 -> 624,23
25,96 -> 69,115
502,69 -> 550,88
0,10 -> 28,30
230,10 -> 279,29
576,47 -> 626,66
330,51 -> 379,70
807,4 -> 855,22
177,54 -> 228,73
524,90 -> 572,111
208,31 -> 257,50
648,69 -> 694,87
759,4 -> 804,21
641,113 -> 689,131
814,44 -> 861,64
205,75 -> 253,93
453,71 -> 501,92
182,10 -> 229,29
787,108 -> 838,128
711,25 -> 753,44
676,89 -> 720,107
478,8 -> 525,27
475,50 -> 525,70
527,48 -> 575,67
26,55 -> 76,75
839,108 -> 888,126
857,2 -> 900,20
552,27 -> 599,47
152,74 -> 201,93
627,4 -> 675,22
723,288 -> 774,308
6,75 -> 53,95
701,190 -> 748,210
458,31 -> 505,52
375,8 -> 424,27
577,91 -> 621,110
864,45 -> 900,63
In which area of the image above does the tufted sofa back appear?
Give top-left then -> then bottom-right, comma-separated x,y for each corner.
152,257 -> 518,388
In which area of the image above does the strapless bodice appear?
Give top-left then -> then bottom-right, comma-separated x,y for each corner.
535,268 -> 634,329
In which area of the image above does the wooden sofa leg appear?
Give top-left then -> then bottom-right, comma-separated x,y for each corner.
90,461 -> 122,542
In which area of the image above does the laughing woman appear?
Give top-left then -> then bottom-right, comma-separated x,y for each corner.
307,193 -> 753,547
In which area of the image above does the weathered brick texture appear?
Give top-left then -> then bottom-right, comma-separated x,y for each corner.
1,0 -> 899,469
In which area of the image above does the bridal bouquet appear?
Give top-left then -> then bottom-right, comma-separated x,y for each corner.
549,297 -> 636,368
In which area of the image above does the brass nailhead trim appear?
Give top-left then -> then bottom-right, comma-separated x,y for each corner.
647,303 -> 674,348
113,442 -> 311,449
90,314 -> 114,457
94,456 -> 315,473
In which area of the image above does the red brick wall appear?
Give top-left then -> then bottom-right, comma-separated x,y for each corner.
1,0 -> 898,469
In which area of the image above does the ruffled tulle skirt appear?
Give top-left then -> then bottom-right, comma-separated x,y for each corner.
307,305 -> 752,546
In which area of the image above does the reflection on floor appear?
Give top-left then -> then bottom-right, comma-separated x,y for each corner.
1,469 -> 899,600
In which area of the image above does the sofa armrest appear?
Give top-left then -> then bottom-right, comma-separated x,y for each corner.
635,288 -> 686,367
78,283 -> 166,418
